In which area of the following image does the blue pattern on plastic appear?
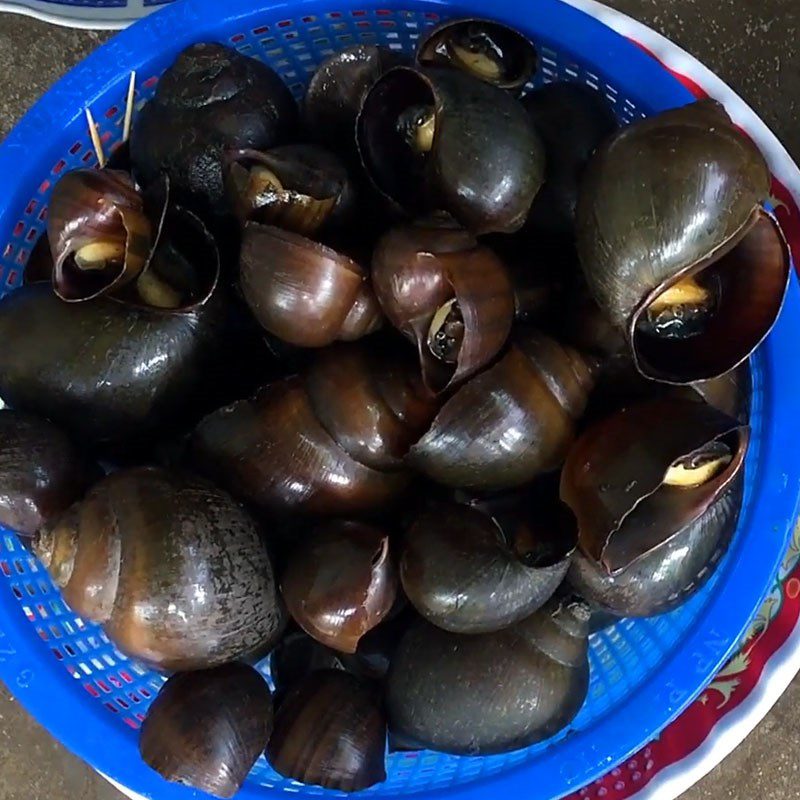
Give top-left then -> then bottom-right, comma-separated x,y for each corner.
0,1 -> 798,799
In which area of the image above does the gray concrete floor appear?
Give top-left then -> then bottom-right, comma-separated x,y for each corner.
0,4 -> 799,799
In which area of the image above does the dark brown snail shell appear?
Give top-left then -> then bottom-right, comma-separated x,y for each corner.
282,521 -> 398,653
267,670 -> 387,791
191,342 -> 438,516
130,42 -> 298,234
408,330 -> 595,490
239,221 -> 382,347
139,663 -> 273,799
0,212 -> 224,448
33,467 -> 286,671
303,44 -> 406,159
225,144 -> 356,236
522,82 -> 618,238
0,410 -> 97,536
386,597 -> 590,754
416,18 -> 537,93
402,500 -> 575,633
576,100 -> 790,383
560,397 -> 748,599
357,66 -> 545,234
48,169 -> 152,302
569,478 -> 744,617
372,219 -> 514,392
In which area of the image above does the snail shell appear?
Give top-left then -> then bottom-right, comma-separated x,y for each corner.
140,663 -> 273,798
576,100 -> 790,383
386,597 -> 590,754
408,330 -> 595,490
34,467 -> 286,670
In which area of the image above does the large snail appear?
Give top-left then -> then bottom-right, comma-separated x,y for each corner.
34,467 -> 286,670
386,597 -> 590,754
401,496 -> 575,633
408,330 -> 596,490
561,397 -> 749,616
140,664 -> 273,799
267,670 -> 387,791
357,66 -> 545,234
130,42 -> 298,235
239,221 -> 383,347
576,100 -> 790,383
191,340 -> 439,515
372,217 -> 514,392
0,205 -> 225,449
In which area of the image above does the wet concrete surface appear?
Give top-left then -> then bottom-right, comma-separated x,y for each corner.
0,5 -> 799,799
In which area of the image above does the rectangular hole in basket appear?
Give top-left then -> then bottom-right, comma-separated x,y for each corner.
252,25 -> 269,35
109,673 -> 123,688
48,624 -> 61,639
35,603 -> 48,619
24,199 -> 37,215
76,640 -> 88,654
5,270 -> 18,288
124,717 -> 140,730
119,669 -> 134,684
96,678 -> 111,693
37,208 -> 47,223
13,588 -> 25,602
104,702 -> 119,714
51,647 -> 63,661
128,691 -> 141,703
0,561 -> 9,577
84,683 -> 100,698
91,658 -> 105,671
230,33 -> 246,43
116,698 -> 129,710
49,600 -> 63,615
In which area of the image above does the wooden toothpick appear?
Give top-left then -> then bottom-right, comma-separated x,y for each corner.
123,71 -> 136,143
85,107 -> 106,168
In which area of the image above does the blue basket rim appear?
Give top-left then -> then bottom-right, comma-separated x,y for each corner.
0,0 -> 798,799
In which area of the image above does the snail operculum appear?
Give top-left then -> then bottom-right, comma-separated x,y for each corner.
396,104 -> 436,154
637,272 -> 720,340
426,297 -> 464,364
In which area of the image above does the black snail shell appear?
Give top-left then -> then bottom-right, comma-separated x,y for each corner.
408,330 -> 596,490
140,663 -> 273,799
303,44 -> 406,159
401,499 -> 575,633
357,66 -> 545,234
267,669 -> 387,791
0,410 -> 97,536
225,144 -> 356,236
0,210 -> 224,448
576,99 -> 790,383
386,597 -> 590,754
33,467 -> 286,670
522,82 -> 618,238
416,18 -> 537,93
130,42 -> 298,233
561,397 -> 749,616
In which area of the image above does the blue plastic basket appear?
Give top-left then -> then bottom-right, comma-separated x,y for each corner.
0,1 -> 799,799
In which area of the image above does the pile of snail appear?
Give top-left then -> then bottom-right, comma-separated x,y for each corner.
0,16 -> 789,798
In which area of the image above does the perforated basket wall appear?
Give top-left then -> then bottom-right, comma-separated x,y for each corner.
0,2 -> 799,800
